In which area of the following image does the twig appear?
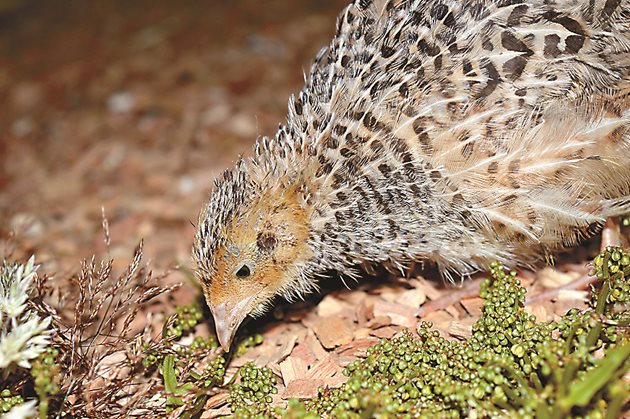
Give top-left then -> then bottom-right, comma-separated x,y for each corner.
525,273 -> 596,306
416,277 -> 484,317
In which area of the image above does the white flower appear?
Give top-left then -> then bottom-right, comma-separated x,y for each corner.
0,399 -> 37,419
0,314 -> 52,369
0,257 -> 53,372
0,256 -> 37,319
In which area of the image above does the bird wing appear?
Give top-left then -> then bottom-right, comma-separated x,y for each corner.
292,0 -> 630,256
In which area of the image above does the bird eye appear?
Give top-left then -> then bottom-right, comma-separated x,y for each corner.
235,263 -> 252,278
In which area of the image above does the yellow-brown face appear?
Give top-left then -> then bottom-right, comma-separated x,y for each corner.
198,188 -> 312,351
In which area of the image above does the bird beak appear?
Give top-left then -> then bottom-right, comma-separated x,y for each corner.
211,296 -> 253,352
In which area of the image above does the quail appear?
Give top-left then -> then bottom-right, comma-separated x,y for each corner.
193,0 -> 630,351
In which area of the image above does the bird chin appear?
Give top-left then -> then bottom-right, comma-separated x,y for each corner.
211,295 -> 255,352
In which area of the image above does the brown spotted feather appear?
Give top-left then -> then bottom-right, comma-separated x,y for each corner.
193,0 -> 629,348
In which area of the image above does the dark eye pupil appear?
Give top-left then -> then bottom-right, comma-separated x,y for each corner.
235,264 -> 251,278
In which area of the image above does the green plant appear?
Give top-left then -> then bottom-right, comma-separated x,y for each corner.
30,347 -> 60,418
144,302 -> 265,416
0,389 -> 25,414
229,362 -> 278,417
230,248 -> 629,418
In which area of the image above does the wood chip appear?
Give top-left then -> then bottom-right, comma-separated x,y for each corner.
448,317 -> 476,340
306,354 -> 344,381
370,326 -> 403,339
415,278 -> 443,300
279,356 -> 308,386
355,298 -> 374,326
373,299 -> 417,328
552,293 -> 589,315
339,290 -> 368,305
556,289 -> 588,301
282,379 -> 325,400
398,288 -> 426,308
366,315 -> 392,329
310,316 -> 354,349
202,404 -> 231,418
353,327 -> 371,340
268,362 -> 283,380
423,310 -> 453,334
460,297 -> 484,317
204,393 -> 229,409
305,330 -> 329,360
379,288 -> 405,303
336,337 -> 379,358
537,267 -> 581,288
526,300 -> 555,323
317,294 -> 352,317
290,341 -> 317,366
275,332 -> 300,363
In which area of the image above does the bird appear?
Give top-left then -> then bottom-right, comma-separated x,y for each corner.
192,0 -> 630,351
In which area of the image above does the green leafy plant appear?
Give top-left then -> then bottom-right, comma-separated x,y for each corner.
144,301 -> 264,416
1,240 -> 627,417
0,389 -> 26,415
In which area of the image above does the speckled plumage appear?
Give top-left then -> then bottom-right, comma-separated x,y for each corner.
193,0 -> 630,349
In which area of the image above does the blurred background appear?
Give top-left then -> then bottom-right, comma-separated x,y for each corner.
0,0 -> 347,287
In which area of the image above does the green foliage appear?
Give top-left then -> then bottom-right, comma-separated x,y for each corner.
31,347 -> 60,418
142,303 -> 219,371
143,303 -> 222,413
138,249 -> 629,417
161,354 -> 195,412
167,304 -> 205,339
230,248 -> 630,418
0,389 -> 25,414
591,246 -> 630,324
197,354 -> 227,388
281,399 -> 320,419
235,334 -> 265,357
228,362 -> 278,417
142,303 -> 266,415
